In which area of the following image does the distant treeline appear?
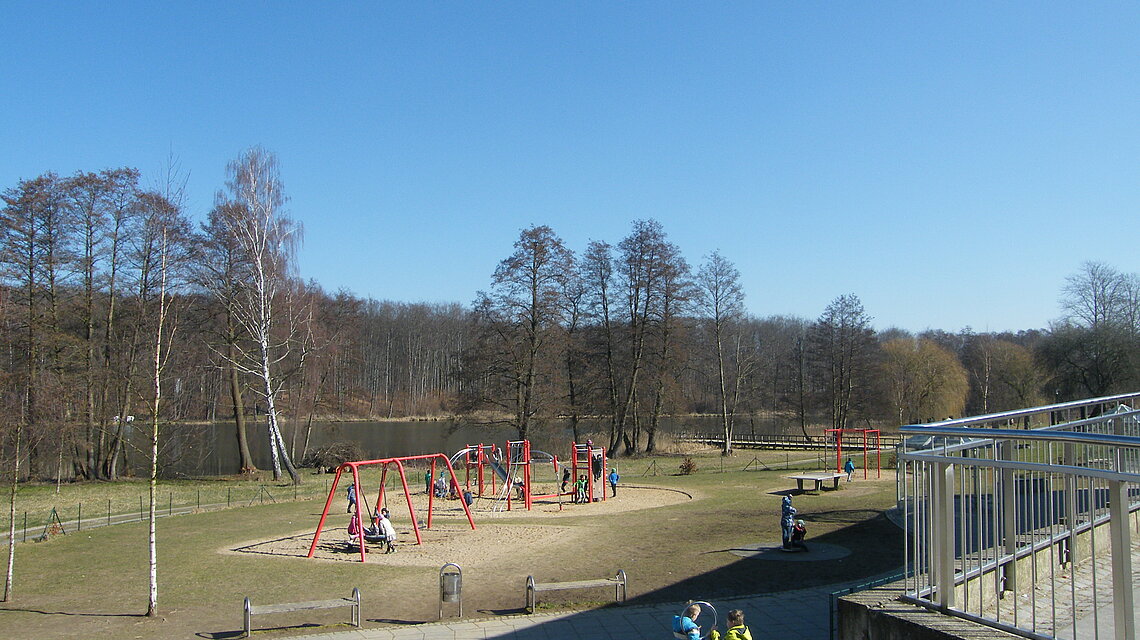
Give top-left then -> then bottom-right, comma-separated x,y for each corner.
3,156 -> 1136,480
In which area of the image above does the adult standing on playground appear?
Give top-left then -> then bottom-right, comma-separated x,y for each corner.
844,457 -> 856,482
608,467 -> 619,497
346,482 -> 357,513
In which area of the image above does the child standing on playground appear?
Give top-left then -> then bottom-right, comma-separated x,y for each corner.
710,609 -> 752,640
574,474 -> 587,503
346,482 -> 357,513
608,467 -> 619,497
844,457 -> 856,482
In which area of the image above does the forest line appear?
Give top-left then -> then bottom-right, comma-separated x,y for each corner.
2,149 -> 1137,482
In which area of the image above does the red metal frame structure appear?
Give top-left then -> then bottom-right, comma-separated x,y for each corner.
460,443 -> 501,498
571,441 -> 608,502
456,440 -> 564,511
307,453 -> 476,563
824,428 -> 881,479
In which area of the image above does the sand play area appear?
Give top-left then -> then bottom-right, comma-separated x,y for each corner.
230,484 -> 695,567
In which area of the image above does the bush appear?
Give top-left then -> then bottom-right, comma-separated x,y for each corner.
300,441 -> 367,472
679,457 -> 698,475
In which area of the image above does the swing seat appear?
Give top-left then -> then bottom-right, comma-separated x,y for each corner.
363,533 -> 393,553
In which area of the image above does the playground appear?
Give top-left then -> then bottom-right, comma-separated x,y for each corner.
0,446 -> 903,640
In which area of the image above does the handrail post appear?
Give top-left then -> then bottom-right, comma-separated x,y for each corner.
1063,442 -> 1078,565
931,461 -> 956,611
998,439 -> 1017,595
1109,479 -> 1135,640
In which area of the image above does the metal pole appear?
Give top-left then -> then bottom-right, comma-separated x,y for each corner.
1109,480 -> 1135,640
107,499 -> 111,526
932,461 -> 956,611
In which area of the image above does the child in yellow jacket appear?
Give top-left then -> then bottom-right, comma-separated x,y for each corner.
710,609 -> 751,640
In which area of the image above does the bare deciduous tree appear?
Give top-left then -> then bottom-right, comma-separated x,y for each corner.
467,225 -> 572,440
697,251 -> 745,455
809,294 -> 876,430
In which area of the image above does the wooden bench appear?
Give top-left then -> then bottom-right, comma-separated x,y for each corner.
243,588 -> 360,637
787,472 -> 844,492
525,570 -> 627,613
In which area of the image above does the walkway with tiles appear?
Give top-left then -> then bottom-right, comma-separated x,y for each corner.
281,579 -> 854,640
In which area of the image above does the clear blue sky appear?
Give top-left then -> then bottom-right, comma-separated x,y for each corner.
4,3 -> 1139,333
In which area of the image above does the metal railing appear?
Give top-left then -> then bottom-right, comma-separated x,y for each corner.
899,393 -> 1140,640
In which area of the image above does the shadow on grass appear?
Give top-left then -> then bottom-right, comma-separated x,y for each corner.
623,511 -> 902,605
368,616 -> 428,624
0,607 -> 143,618
475,606 -> 529,616
196,622 -> 322,638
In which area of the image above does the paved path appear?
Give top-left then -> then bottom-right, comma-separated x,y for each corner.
279,578 -> 869,640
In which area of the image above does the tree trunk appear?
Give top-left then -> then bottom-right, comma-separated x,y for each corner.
4,422 -> 22,602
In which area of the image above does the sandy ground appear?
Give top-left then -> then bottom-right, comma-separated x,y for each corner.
228,484 -> 694,567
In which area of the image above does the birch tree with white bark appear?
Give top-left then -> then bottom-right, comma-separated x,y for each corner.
216,147 -> 302,484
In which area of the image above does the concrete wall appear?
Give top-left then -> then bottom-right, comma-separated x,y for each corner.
837,582 -> 1019,640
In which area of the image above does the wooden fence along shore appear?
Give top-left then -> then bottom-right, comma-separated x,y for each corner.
675,431 -> 902,451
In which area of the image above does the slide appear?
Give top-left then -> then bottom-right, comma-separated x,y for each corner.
449,447 -> 509,483
485,457 -> 510,483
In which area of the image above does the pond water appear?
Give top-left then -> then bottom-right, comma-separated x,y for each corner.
143,413 -> 801,477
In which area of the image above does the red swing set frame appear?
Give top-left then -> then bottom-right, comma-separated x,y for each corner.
824,428 -> 881,479
307,453 -> 477,563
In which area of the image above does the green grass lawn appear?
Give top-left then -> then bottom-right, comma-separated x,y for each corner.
0,448 -> 902,639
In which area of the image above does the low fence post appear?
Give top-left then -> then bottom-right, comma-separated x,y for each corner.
78,503 -> 82,531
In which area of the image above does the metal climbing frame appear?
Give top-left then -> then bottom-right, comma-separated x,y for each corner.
571,442 -> 607,503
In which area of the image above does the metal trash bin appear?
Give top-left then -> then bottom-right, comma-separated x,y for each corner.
439,563 -> 462,619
